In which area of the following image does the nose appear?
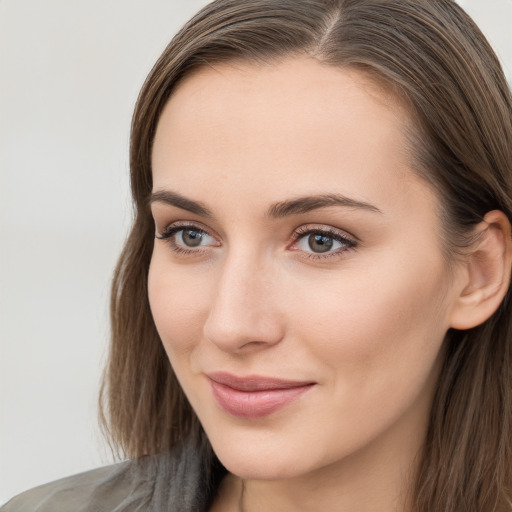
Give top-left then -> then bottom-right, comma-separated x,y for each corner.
203,252 -> 285,353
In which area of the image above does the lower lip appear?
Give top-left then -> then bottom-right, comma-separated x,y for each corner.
209,381 -> 314,419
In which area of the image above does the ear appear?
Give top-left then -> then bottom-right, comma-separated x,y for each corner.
449,210 -> 512,330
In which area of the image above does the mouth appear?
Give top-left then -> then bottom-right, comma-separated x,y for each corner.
206,372 -> 316,419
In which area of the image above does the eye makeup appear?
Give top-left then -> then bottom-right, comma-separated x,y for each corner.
156,221 -> 219,256
155,220 -> 358,262
290,225 -> 357,261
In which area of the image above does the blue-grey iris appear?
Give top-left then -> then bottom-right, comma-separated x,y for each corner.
181,229 -> 203,247
308,234 -> 333,253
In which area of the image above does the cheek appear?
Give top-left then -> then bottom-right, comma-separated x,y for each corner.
147,253 -> 211,358
290,252 -> 451,415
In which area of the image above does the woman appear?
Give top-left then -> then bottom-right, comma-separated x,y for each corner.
3,0 -> 512,510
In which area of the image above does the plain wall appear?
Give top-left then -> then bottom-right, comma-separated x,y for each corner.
1,0 -> 511,504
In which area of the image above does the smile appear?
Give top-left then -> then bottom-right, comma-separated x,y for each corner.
207,372 -> 316,419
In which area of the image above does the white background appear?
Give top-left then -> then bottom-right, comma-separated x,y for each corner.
1,0 -> 511,504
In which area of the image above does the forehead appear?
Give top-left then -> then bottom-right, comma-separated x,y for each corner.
151,57 -> 434,222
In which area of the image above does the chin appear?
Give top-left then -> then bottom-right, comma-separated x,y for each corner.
218,453 -> 305,481
208,430 -> 320,481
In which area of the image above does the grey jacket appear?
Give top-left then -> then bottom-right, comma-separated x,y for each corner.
1,446 -> 221,512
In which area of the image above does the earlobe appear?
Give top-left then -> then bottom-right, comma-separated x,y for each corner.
449,210 -> 512,330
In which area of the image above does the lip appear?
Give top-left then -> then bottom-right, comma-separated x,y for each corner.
207,372 -> 315,419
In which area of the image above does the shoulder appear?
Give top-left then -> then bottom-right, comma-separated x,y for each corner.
0,459 -> 145,512
1,446 -> 219,512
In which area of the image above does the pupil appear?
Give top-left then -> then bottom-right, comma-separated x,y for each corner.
308,234 -> 333,253
182,229 -> 203,247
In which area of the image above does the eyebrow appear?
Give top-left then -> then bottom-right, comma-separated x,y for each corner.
267,193 -> 382,218
150,190 -> 214,217
149,190 -> 382,218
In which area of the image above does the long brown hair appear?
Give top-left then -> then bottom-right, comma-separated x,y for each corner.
100,1 -> 512,509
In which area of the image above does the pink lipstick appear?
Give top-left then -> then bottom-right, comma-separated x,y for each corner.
207,372 -> 315,419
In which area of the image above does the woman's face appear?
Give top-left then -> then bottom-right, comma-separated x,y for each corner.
148,58 -> 464,480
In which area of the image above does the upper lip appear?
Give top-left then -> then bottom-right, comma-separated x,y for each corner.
207,372 -> 315,391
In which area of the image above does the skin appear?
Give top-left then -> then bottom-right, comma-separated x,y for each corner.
148,57 -> 485,511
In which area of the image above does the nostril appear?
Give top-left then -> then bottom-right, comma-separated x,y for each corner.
239,340 -> 269,350
203,311 -> 285,353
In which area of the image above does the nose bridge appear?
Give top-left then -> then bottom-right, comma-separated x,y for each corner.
203,247 -> 284,352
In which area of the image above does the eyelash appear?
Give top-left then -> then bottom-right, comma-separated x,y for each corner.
155,222 -> 357,261
293,226 -> 357,260
155,222 -> 215,257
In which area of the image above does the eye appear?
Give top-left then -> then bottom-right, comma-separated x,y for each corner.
292,226 -> 357,259
175,227 -> 211,247
156,223 -> 220,254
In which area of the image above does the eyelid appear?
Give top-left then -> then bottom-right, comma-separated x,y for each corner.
156,220 -> 219,241
293,224 -> 358,242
